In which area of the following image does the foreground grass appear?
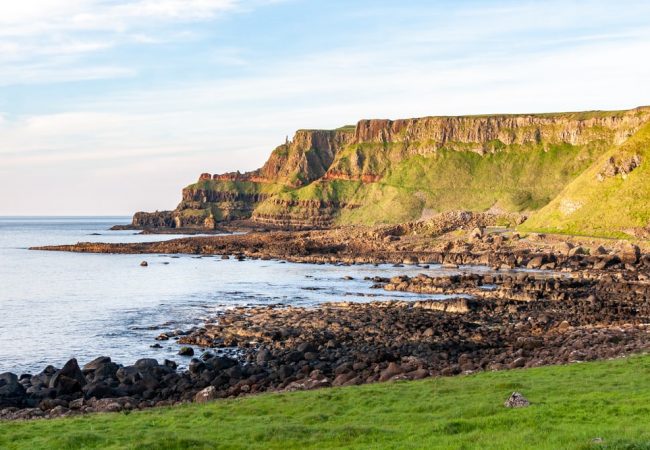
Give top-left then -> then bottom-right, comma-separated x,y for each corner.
2,356 -> 650,449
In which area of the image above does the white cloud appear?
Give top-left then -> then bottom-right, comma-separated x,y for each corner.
0,0 -> 246,84
1,0 -> 650,214
0,0 -> 240,34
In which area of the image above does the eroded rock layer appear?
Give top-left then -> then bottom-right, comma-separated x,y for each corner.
131,107 -> 650,231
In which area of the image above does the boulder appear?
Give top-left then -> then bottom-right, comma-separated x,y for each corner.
49,359 -> 87,394
194,386 -> 219,403
115,366 -> 142,384
504,392 -> 530,408
91,362 -> 120,382
0,373 -> 26,407
526,255 -> 547,269
134,359 -> 159,370
618,243 -> 641,264
379,362 -> 403,382
82,356 -> 112,373
205,356 -> 237,371
469,227 -> 484,240
568,246 -> 588,257
256,349 -> 272,365
178,347 -> 194,356
403,256 -> 419,265
82,382 -> 115,400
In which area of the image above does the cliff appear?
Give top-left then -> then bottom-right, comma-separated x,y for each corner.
521,119 -> 650,238
132,106 -> 650,235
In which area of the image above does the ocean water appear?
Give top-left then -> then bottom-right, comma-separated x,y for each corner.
0,217 -> 476,375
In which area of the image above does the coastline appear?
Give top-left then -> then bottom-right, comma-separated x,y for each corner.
3,222 -> 650,420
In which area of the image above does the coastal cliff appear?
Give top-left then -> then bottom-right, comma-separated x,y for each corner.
132,107 -> 650,236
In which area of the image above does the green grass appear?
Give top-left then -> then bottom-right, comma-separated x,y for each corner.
254,140 -> 609,225
522,121 -> 650,238
3,355 -> 650,449
176,108 -> 650,231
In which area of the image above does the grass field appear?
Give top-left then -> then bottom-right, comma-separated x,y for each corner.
2,355 -> 650,449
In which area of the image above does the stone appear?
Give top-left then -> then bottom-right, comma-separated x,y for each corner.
403,256 -> 419,265
509,357 -> 527,369
134,358 -> 159,370
194,386 -> 218,403
469,227 -> 484,240
256,349 -> 272,365
0,373 -> 26,407
49,359 -> 86,394
188,358 -> 205,374
379,362 -> 403,382
178,347 -> 194,356
82,382 -> 114,400
618,243 -> 641,264
140,261 -> 148,267
82,356 -> 112,372
91,362 -> 119,381
504,392 -> 530,408
526,255 -> 546,269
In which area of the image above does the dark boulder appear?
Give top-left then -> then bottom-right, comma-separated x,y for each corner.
134,358 -> 159,370
82,356 -> 112,373
0,373 -> 26,407
205,356 -> 237,371
188,358 -> 206,374
178,347 -> 194,356
49,359 -> 87,394
91,362 -> 120,382
82,382 -> 115,400
116,366 -> 142,385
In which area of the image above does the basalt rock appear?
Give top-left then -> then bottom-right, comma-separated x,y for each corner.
128,107 -> 650,230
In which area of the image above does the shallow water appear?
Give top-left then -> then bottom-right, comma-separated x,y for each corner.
0,217 -> 486,374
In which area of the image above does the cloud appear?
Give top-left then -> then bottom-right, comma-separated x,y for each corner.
0,0 -> 240,35
0,0 -> 246,85
1,0 -> 650,214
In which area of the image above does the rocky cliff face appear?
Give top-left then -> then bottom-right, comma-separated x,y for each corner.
132,107 -> 650,230
255,129 -> 355,185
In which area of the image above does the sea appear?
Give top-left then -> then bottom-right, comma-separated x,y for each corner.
0,217 -> 479,375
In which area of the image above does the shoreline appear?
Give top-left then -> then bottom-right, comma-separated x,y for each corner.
4,221 -> 649,421
3,249 -> 650,420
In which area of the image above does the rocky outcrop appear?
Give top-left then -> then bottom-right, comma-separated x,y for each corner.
255,129 -> 355,185
131,107 -> 650,230
597,154 -> 642,181
352,112 -> 646,148
131,211 -> 175,228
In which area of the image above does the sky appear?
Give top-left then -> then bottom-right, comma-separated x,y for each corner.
1,0 -> 650,215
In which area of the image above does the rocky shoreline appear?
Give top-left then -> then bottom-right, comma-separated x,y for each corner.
3,251 -> 650,420
32,216 -> 650,270
5,221 -> 648,421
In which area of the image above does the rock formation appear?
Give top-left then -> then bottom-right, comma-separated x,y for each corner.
131,107 -> 650,232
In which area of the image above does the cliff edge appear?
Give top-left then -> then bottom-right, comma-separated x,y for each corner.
132,106 -> 650,237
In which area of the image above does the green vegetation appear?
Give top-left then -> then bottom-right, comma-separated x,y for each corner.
3,355 -> 650,449
253,140 -> 609,225
187,180 -> 287,196
172,107 -> 650,233
522,122 -> 650,238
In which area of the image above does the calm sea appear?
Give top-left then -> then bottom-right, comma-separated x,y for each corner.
0,217 -> 467,374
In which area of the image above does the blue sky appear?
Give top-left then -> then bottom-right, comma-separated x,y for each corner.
1,0 -> 650,215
